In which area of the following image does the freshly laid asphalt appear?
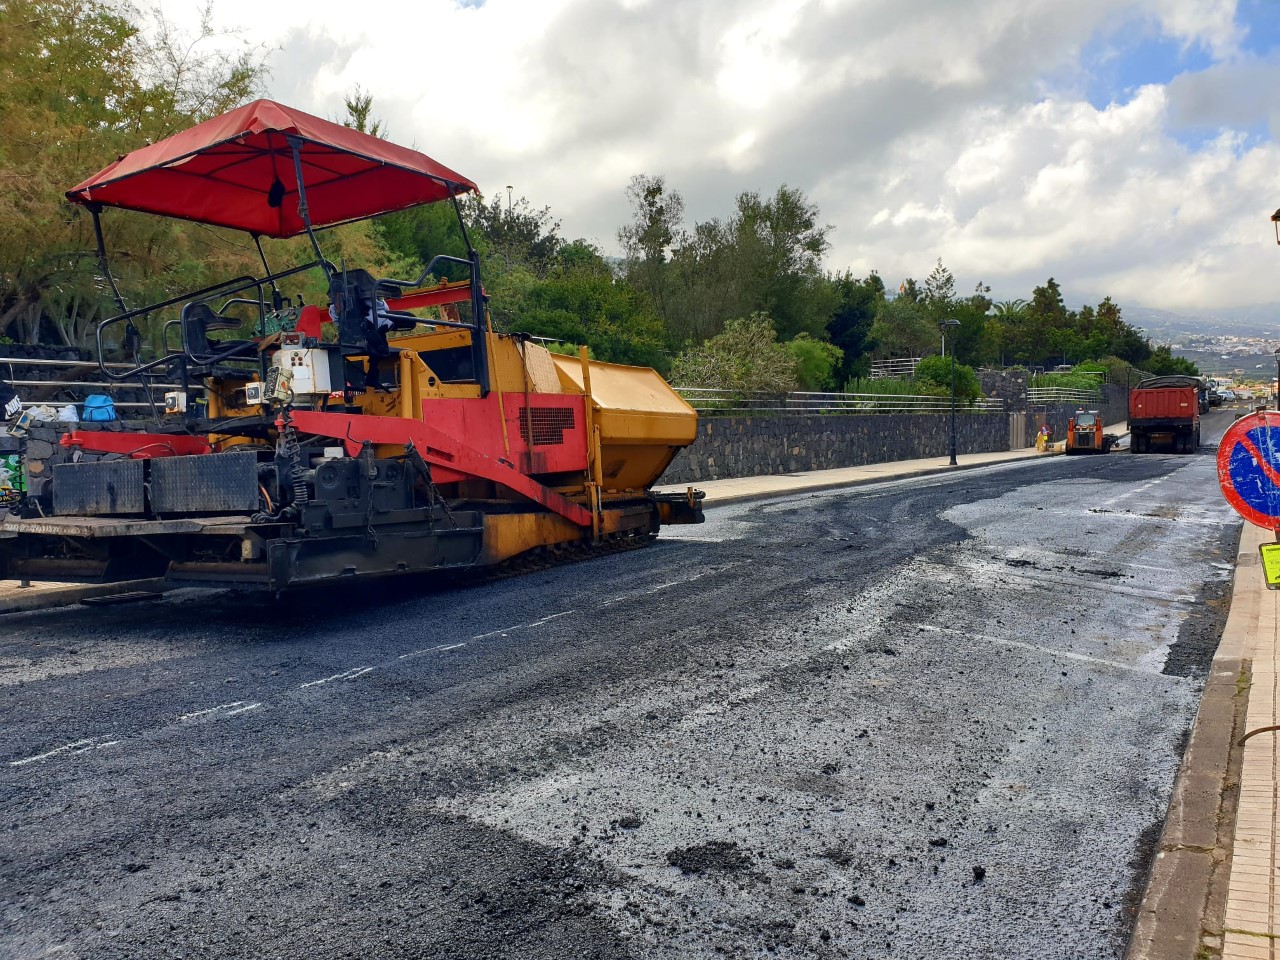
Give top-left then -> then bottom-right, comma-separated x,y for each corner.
0,411 -> 1248,959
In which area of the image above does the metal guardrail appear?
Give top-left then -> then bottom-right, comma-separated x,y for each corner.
674,387 -> 1005,415
868,358 -> 921,379
0,355 -> 204,412
1026,387 -> 1104,404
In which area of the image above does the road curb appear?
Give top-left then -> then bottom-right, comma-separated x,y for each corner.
1125,522 -> 1256,960
0,577 -> 171,615
701,450 -> 1058,508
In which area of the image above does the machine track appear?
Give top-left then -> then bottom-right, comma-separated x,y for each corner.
487,527 -> 657,581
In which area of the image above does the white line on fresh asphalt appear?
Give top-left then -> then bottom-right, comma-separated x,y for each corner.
224,703 -> 261,716
471,609 -> 575,641
179,701 -> 245,721
300,666 -> 373,688
9,738 -> 97,766
1099,475 -> 1168,509
398,643 -> 467,660
916,623 -> 1173,676
599,563 -> 744,606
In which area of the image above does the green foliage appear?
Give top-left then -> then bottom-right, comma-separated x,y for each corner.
0,0 -> 268,346
786,334 -> 843,390
914,355 -> 982,402
869,297 -> 936,360
1077,356 -> 1150,385
827,271 -> 882,383
844,376 -> 946,398
670,314 -> 798,393
625,181 -> 835,347
506,269 -> 668,371
1144,344 -> 1200,376
1029,370 -> 1105,391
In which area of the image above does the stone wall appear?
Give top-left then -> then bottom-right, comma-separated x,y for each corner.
978,368 -> 1029,413
658,412 -> 1011,484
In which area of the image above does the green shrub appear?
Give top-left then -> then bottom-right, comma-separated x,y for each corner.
786,334 -> 843,391
915,355 -> 982,402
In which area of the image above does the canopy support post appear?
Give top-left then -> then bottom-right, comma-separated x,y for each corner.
89,204 -> 156,418
286,137 -> 332,283
450,191 -> 490,398
88,204 -> 127,315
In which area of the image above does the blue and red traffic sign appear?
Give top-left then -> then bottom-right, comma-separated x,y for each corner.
1219,411 -> 1280,529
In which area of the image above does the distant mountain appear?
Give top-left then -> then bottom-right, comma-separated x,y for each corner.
1100,303 -> 1280,340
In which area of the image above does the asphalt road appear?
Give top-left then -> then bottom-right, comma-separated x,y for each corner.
0,412 -> 1243,959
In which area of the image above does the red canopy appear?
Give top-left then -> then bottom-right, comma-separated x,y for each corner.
66,99 -> 477,238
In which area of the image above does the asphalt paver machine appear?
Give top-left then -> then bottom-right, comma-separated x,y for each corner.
0,100 -> 703,591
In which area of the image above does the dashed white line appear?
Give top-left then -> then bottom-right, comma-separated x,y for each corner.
398,643 -> 467,660
9,739 -> 97,766
300,666 -> 373,689
916,623 -> 1170,676
224,703 -> 261,716
600,564 -> 743,605
179,701 -> 245,721
471,609 -> 575,641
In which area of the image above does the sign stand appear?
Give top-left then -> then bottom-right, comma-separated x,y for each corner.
1218,409 -> 1280,588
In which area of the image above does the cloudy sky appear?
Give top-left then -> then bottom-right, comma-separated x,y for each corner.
153,0 -> 1280,314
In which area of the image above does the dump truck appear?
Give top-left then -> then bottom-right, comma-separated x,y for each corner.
1064,409 -> 1116,455
1129,376 -> 1200,454
0,100 -> 704,591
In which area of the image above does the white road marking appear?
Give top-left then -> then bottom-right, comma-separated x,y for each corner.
1100,475 -> 1168,509
300,666 -> 373,689
398,643 -> 467,660
179,701 -> 245,721
916,623 -> 1173,677
9,739 -> 97,766
600,564 -> 744,606
96,741 -> 121,750
471,609 -> 575,641
224,703 -> 261,716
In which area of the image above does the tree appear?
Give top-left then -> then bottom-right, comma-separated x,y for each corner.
465,193 -> 562,277
869,296 -> 936,360
669,313 -> 798,393
618,174 -> 683,322
922,258 -> 956,312
0,0 -> 267,345
1145,344 -> 1200,376
827,271 -> 882,382
786,334 -> 843,391
731,185 -> 835,341
342,85 -> 385,137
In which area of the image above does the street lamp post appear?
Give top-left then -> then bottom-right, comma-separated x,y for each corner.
939,318 -> 961,466
1264,343 -> 1274,407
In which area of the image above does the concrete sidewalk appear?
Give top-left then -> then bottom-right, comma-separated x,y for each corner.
656,420 -> 1131,508
1219,524 -> 1280,959
654,445 -> 1058,507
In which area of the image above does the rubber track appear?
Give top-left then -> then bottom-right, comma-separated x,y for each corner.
482,528 -> 658,583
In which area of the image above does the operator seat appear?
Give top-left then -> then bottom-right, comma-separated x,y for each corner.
181,301 -> 255,366
329,268 -> 419,390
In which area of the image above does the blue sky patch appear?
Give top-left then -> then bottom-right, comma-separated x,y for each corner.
1079,28 -> 1215,110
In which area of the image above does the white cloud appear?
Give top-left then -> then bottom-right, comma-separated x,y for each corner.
146,0 -> 1280,312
